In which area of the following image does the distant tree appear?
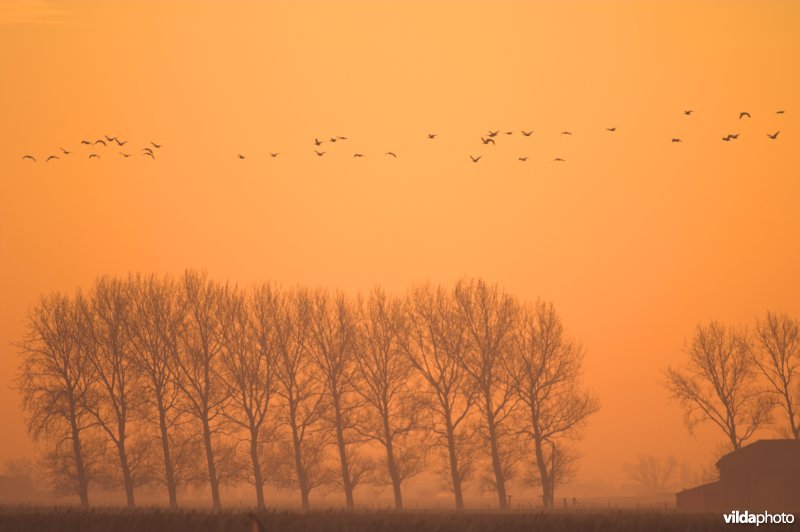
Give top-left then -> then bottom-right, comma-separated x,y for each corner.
509,301 -> 599,508
356,288 -> 427,510
262,285 -> 330,510
306,289 -> 365,509
16,293 -> 96,507
623,455 -> 677,494
217,284 -> 276,509
127,273 -> 185,507
697,442 -> 731,483
171,270 -> 229,509
453,278 -> 519,510
404,283 -> 477,510
664,321 -> 773,450
752,311 -> 800,439
79,276 -> 145,507
2,457 -> 37,479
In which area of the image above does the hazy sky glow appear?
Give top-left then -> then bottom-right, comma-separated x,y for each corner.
1,0 -> 799,496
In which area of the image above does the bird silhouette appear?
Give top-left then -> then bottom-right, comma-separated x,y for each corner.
81,140 -> 91,145
504,131 -> 513,135
606,127 -> 616,132
105,135 -> 117,142
518,157 -> 528,162
353,153 -> 364,158
470,155 -> 481,163
521,130 -> 533,136
684,110 -> 694,115
120,153 -> 131,158
427,133 -> 437,139
739,112 -> 751,119
329,137 -> 337,143
315,150 -> 326,157
722,136 -> 732,142
554,158 -> 565,162
487,131 -> 499,137
270,152 -> 279,157
46,155 -> 59,162
337,136 -> 347,140
115,139 -> 127,146
314,138 -> 324,146
767,131 -> 780,139
385,152 -> 397,158
144,152 -> 155,160
89,154 -> 101,159
560,131 -> 572,135
22,155 -> 36,162
94,139 -> 107,146
237,154 -> 246,159
60,147 -> 72,155
671,138 -> 682,143
151,142 -> 162,148
776,110 -> 785,115
481,137 -> 495,145
142,147 -> 154,153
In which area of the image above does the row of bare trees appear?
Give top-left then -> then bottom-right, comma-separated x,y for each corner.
16,273 -> 598,510
664,314 -> 800,452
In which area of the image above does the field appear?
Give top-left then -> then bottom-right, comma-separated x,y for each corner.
0,507 -> 756,532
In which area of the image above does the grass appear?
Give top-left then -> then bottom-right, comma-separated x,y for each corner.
0,507 -> 746,532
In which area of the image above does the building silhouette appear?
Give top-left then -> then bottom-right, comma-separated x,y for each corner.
676,439 -> 800,512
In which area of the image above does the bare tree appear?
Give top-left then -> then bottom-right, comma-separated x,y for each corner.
453,278 -> 519,510
664,321 -> 773,450
15,293 -> 95,507
404,283 -> 477,510
524,440 -> 578,505
258,284 -> 329,510
79,276 -> 144,507
40,432 -> 106,501
509,301 -> 599,508
356,288 -> 426,510
306,288 -> 364,509
127,273 -> 185,507
752,311 -> 800,439
217,284 -> 276,509
171,270 -> 228,509
624,455 -> 677,495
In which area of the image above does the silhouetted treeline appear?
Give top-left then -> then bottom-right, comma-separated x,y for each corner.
664,314 -> 800,455
15,273 -> 599,510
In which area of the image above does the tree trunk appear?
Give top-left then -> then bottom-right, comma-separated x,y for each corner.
533,439 -> 552,508
289,402 -> 310,511
250,427 -> 265,509
531,403 -> 552,509
69,409 -> 90,508
201,415 -> 221,510
332,394 -> 354,509
782,382 -> 799,440
444,411 -> 464,511
157,398 -> 178,508
116,435 -> 136,507
484,392 -> 507,510
382,414 -> 403,510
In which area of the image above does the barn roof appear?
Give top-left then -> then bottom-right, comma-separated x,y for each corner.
717,439 -> 800,471
676,480 -> 720,496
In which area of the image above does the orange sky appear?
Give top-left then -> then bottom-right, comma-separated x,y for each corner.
1,0 -> 799,494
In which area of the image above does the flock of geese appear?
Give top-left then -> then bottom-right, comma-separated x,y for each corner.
21,136 -> 162,163
20,110 -> 786,165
